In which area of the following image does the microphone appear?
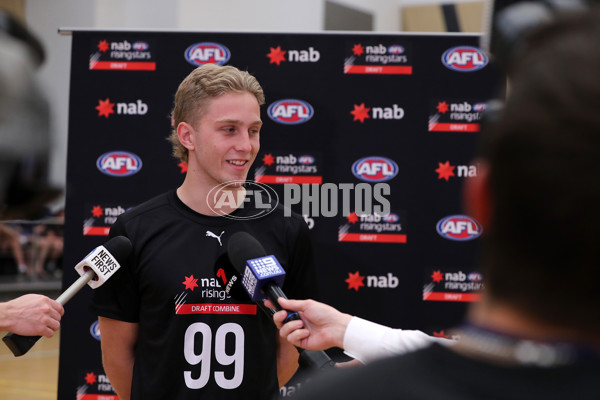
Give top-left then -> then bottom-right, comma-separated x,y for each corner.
227,231 -> 336,371
2,236 -> 132,357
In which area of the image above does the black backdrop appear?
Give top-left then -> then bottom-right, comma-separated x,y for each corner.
59,30 -> 503,399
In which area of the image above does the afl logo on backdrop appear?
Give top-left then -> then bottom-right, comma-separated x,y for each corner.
90,320 -> 101,341
436,215 -> 482,241
132,41 -> 149,51
97,151 -> 142,177
442,46 -> 488,72
387,45 -> 405,54
184,42 -> 231,66
298,155 -> 315,165
352,156 -> 398,182
267,99 -> 314,125
382,213 -> 400,223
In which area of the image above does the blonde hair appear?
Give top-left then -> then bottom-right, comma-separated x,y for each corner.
167,64 -> 265,162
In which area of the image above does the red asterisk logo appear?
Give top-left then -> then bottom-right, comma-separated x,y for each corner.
347,212 -> 359,224
437,101 -> 449,114
91,205 -> 104,218
267,46 -> 287,66
182,275 -> 199,291
97,40 -> 109,52
435,161 -> 455,181
263,153 -> 275,166
346,271 -> 365,291
84,372 -> 97,385
352,44 -> 364,57
431,270 -> 444,283
178,161 -> 188,174
351,103 -> 371,123
96,98 -> 115,118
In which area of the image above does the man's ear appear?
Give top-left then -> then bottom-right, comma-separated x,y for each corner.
177,122 -> 195,151
463,160 -> 492,231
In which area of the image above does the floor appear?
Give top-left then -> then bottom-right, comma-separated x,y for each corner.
0,330 -> 60,400
0,274 -> 62,400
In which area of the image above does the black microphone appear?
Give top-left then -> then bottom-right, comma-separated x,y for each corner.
2,236 -> 132,356
227,231 -> 335,371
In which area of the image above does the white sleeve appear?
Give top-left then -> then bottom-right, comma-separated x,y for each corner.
342,316 -> 452,364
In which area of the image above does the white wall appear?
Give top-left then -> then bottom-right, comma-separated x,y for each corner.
24,0 -> 483,196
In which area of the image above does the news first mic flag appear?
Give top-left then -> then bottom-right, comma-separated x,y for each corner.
61,29 -> 502,398
2,236 -> 131,357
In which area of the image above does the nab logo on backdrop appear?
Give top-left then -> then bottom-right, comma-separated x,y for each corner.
441,46 -> 488,72
95,98 -> 148,118
267,99 -> 314,125
352,156 -> 398,182
185,42 -> 231,66
436,215 -> 482,241
97,151 -> 142,177
267,45 -> 321,66
350,103 -> 405,123
345,270 -> 399,291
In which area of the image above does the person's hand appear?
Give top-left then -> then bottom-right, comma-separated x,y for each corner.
272,298 -> 352,351
0,294 -> 64,337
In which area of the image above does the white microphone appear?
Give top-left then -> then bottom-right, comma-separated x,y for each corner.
2,236 -> 132,356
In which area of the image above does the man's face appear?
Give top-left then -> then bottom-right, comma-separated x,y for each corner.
187,91 -> 262,189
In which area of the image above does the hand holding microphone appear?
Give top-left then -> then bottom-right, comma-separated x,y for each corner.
227,231 -> 336,371
272,298 -> 353,352
2,236 -> 132,356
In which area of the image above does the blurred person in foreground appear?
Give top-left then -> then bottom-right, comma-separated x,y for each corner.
0,10 -> 63,337
276,8 -> 600,399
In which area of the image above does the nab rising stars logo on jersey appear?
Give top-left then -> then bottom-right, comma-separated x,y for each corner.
352,156 -> 398,182
267,99 -> 314,125
442,46 -> 488,72
184,42 -> 231,66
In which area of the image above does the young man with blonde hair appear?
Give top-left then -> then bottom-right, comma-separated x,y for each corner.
92,63 -> 317,400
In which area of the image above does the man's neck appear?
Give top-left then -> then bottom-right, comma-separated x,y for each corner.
177,175 -> 246,216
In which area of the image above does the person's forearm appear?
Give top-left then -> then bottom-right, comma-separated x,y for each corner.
102,353 -> 134,400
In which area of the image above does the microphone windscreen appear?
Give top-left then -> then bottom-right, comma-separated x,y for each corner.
104,235 -> 133,262
227,231 -> 267,274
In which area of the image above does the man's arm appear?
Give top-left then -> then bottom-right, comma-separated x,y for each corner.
275,332 -> 299,387
0,294 -> 64,337
98,316 -> 138,400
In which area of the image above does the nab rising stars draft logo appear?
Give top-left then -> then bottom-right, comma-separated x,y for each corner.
184,42 -> 231,66
442,46 -> 488,72
267,99 -> 314,125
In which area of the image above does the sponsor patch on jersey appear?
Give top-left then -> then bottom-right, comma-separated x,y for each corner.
184,42 -> 231,66
441,46 -> 488,72
267,99 -> 314,125
96,151 -> 142,177
352,156 -> 398,182
436,215 -> 482,241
